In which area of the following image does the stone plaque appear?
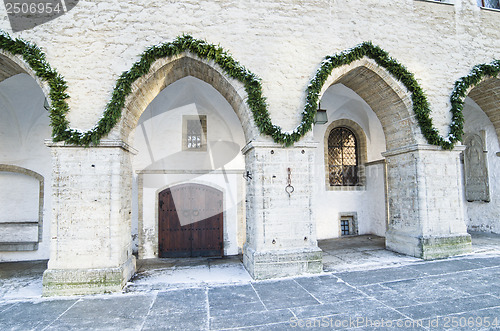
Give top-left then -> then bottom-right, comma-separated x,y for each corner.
463,133 -> 490,202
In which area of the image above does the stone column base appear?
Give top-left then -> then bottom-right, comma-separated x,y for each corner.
42,256 -> 136,296
243,245 -> 322,280
386,231 -> 472,260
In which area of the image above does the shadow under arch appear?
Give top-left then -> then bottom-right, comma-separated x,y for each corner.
0,49 -> 51,104
318,58 -> 421,151
466,76 -> 500,142
113,53 -> 259,146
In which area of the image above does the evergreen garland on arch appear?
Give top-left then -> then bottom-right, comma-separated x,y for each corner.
449,59 -> 500,143
0,31 -> 70,141
0,30 -> 496,149
94,37 -> 477,149
307,42 -> 457,150
70,34 -> 277,146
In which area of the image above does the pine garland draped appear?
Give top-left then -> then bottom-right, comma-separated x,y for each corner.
0,31 -> 70,141
307,42 -> 478,150
0,31 -> 497,149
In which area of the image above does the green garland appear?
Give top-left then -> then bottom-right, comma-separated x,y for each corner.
0,30 -> 496,149
307,42 -> 453,149
94,36 -> 468,149
0,31 -> 70,141
67,35 -> 274,146
450,59 -> 500,144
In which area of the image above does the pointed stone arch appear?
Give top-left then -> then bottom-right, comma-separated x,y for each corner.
466,76 -> 500,142
122,51 -> 252,267
318,57 -> 421,151
112,53 -> 259,145
0,50 -> 51,103
315,56 -> 471,260
0,50 -> 53,262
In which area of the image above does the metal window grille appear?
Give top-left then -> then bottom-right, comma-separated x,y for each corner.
328,127 -> 359,186
481,0 -> 500,9
187,119 -> 202,149
341,219 -> 350,236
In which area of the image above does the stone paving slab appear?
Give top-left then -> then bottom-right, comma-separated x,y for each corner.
290,298 -> 388,319
141,309 -> 208,331
1,235 -> 500,330
0,256 -> 499,330
208,284 -> 266,317
150,289 -> 206,315
209,308 -> 293,329
357,284 -> 418,308
405,259 -> 484,275
379,277 -> 470,304
465,256 -> 500,268
252,279 -> 321,309
396,294 -> 500,321
335,266 -> 425,286
294,275 -> 366,303
431,268 -> 500,297
0,299 -> 77,330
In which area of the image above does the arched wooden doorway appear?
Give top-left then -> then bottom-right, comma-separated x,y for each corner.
158,183 -> 223,257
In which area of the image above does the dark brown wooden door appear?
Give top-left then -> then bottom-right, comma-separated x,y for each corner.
158,184 -> 223,258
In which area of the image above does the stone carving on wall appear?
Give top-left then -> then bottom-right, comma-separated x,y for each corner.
463,132 -> 490,202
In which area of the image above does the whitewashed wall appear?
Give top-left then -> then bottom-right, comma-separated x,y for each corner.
312,84 -> 387,240
132,77 -> 246,257
0,73 -> 52,262
463,97 -> 500,233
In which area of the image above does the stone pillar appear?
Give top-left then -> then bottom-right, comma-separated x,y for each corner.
42,140 -> 136,296
242,141 -> 322,279
383,144 -> 471,259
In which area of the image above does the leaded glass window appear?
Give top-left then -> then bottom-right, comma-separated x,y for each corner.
183,115 -> 207,151
187,120 -> 202,149
328,127 -> 358,186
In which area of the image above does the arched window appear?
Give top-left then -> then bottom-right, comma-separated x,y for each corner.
328,127 -> 359,186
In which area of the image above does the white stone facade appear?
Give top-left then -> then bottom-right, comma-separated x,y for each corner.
0,0 -> 497,295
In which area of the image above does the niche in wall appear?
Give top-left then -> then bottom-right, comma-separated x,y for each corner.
0,165 -> 44,251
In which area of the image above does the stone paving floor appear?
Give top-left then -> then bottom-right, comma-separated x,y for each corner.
0,233 -> 499,330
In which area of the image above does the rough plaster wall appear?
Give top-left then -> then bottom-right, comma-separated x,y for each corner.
463,97 -> 500,233
0,73 -> 51,262
0,0 -> 496,137
132,77 -> 246,255
313,84 -> 387,240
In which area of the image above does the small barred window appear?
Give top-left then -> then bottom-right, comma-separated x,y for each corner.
187,120 -> 202,149
328,127 -> 359,186
182,115 -> 207,151
340,219 -> 350,236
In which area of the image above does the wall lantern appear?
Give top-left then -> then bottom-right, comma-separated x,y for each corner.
314,102 -> 328,124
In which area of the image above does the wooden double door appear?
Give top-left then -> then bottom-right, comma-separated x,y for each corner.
158,183 -> 223,258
